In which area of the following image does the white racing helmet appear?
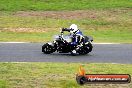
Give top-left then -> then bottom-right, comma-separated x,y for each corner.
70,24 -> 78,34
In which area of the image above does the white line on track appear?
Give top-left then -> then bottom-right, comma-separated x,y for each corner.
93,43 -> 120,44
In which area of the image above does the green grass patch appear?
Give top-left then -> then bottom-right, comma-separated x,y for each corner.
0,0 -> 131,11
0,30 -> 132,43
0,80 -> 8,88
0,31 -> 57,42
0,62 -> 132,88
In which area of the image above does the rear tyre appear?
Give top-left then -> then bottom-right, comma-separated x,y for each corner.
42,43 -> 54,54
87,43 -> 93,52
78,46 -> 89,55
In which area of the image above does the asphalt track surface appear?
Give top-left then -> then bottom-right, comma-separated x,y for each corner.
0,43 -> 132,64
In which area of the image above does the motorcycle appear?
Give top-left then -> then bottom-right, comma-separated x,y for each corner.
42,31 -> 93,55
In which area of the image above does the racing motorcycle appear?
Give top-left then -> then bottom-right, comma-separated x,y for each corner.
42,31 -> 93,55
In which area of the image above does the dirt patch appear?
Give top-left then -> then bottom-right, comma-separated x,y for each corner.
13,8 -> 131,19
14,10 -> 99,19
2,28 -> 56,33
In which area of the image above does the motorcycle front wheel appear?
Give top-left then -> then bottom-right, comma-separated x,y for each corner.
42,43 -> 54,54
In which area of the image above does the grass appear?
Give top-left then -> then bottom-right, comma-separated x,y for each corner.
0,31 -> 57,42
0,0 -> 131,11
0,9 -> 132,43
0,30 -> 132,43
0,62 -> 132,88
0,0 -> 132,11
0,0 -> 131,43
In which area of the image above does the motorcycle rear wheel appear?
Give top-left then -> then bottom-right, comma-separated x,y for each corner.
78,46 -> 89,55
87,43 -> 93,52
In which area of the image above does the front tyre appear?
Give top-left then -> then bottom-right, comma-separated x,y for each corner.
42,43 -> 54,54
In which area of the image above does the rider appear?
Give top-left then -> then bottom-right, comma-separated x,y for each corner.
61,24 -> 83,46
